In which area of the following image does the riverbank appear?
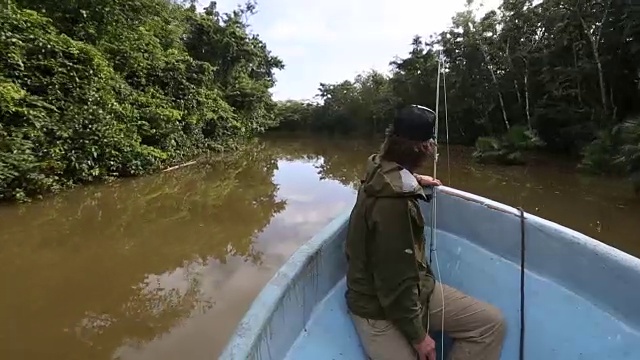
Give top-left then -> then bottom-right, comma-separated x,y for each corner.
264,131 -> 637,192
0,138 -> 261,205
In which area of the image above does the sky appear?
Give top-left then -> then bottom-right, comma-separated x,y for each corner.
201,0 -> 502,101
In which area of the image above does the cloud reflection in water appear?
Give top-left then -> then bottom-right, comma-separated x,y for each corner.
108,158 -> 357,360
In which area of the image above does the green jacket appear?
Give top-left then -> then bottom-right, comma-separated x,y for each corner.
345,154 -> 435,345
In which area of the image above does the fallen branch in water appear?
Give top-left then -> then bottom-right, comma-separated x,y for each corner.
162,160 -> 197,172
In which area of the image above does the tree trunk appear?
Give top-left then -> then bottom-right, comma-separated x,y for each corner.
506,39 -> 522,106
523,58 -> 532,132
482,47 -> 510,131
579,1 -> 610,115
573,42 -> 583,105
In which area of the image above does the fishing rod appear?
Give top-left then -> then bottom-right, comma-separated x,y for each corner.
428,52 -> 442,265
428,50 -> 446,360
428,50 -> 526,360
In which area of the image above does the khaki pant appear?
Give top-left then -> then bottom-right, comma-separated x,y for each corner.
349,282 -> 506,360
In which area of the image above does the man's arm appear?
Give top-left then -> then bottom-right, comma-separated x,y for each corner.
414,173 -> 442,187
370,197 -> 426,345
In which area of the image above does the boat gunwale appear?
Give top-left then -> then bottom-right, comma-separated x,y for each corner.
220,186 -> 640,358
218,209 -> 352,359
438,186 -> 640,268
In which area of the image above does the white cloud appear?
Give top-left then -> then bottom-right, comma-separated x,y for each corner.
205,0 -> 502,100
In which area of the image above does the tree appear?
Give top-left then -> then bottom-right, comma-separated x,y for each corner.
269,0 -> 640,192
1,0 -> 283,201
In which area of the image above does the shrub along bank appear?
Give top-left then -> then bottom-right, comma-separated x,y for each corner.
0,0 -> 283,201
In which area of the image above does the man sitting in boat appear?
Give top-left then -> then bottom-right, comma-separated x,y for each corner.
344,104 -> 506,360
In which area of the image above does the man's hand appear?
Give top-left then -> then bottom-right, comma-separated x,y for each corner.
414,173 -> 442,187
413,335 -> 437,360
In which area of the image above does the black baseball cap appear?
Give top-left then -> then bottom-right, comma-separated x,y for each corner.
391,105 -> 436,142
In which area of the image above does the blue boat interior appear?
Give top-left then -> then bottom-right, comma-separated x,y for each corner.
221,188 -> 640,360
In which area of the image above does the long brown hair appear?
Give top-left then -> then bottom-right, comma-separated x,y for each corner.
379,125 -> 433,171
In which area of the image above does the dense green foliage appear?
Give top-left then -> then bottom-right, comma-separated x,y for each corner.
3,0 -> 639,201
271,0 -> 640,192
0,0 -> 283,201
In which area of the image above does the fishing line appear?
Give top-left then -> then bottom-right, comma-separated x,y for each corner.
443,65 -> 451,186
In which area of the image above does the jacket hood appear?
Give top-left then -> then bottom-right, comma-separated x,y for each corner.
361,154 -> 426,199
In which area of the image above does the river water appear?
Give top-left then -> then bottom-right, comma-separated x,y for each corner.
1,135 -> 638,360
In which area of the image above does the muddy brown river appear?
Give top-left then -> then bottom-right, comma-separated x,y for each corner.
1,135 -> 638,360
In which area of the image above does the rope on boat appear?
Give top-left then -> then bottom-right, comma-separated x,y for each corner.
518,207 -> 526,360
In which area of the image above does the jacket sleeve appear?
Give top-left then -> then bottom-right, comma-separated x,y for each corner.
370,197 -> 426,345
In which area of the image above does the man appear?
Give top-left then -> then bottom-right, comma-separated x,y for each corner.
344,105 -> 506,360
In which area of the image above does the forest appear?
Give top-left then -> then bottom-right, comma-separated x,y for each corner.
2,0 -> 639,202
271,0 -> 640,192
0,0 -> 283,201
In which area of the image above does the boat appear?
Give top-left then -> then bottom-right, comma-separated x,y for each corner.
220,185 -> 640,360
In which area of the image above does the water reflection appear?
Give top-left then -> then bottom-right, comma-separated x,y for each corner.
108,157 -> 356,360
0,136 -> 638,360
